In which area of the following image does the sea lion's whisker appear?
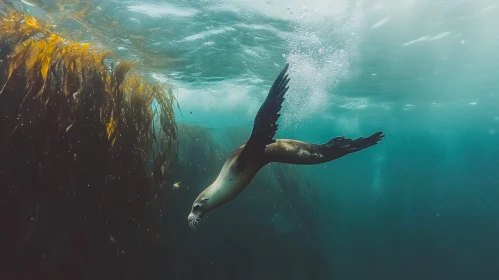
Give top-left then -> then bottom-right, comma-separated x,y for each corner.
188,214 -> 201,229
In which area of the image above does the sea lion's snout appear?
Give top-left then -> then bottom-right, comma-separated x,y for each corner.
187,212 -> 197,221
187,197 -> 210,229
187,209 -> 203,229
187,211 -> 199,221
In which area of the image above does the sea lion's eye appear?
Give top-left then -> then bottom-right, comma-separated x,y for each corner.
193,204 -> 200,210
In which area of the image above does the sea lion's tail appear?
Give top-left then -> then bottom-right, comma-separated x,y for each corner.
264,132 -> 385,165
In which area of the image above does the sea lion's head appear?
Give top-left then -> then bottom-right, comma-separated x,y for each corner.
187,161 -> 248,228
187,195 -> 211,228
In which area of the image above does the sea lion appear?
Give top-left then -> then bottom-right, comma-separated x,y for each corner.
187,63 -> 385,228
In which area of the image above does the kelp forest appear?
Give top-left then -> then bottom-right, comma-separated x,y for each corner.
0,8 -> 178,279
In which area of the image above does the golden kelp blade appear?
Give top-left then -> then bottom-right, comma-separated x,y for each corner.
106,115 -> 115,140
23,14 -> 40,28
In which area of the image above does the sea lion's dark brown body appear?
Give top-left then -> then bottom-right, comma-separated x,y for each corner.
187,63 -> 385,228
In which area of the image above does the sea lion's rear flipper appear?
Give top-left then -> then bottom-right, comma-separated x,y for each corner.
264,132 -> 385,165
238,63 -> 290,164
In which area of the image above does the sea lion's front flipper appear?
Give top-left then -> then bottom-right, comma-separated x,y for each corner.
264,132 -> 385,165
238,63 -> 290,164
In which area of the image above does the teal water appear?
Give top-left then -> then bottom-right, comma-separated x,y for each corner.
14,0 -> 499,279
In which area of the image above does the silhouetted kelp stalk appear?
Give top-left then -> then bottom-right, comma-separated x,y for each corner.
0,12 -> 178,278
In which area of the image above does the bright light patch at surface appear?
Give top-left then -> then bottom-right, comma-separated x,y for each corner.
128,3 -> 199,18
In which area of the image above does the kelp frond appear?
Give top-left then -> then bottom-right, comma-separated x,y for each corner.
0,11 -> 178,277
0,11 -> 177,178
